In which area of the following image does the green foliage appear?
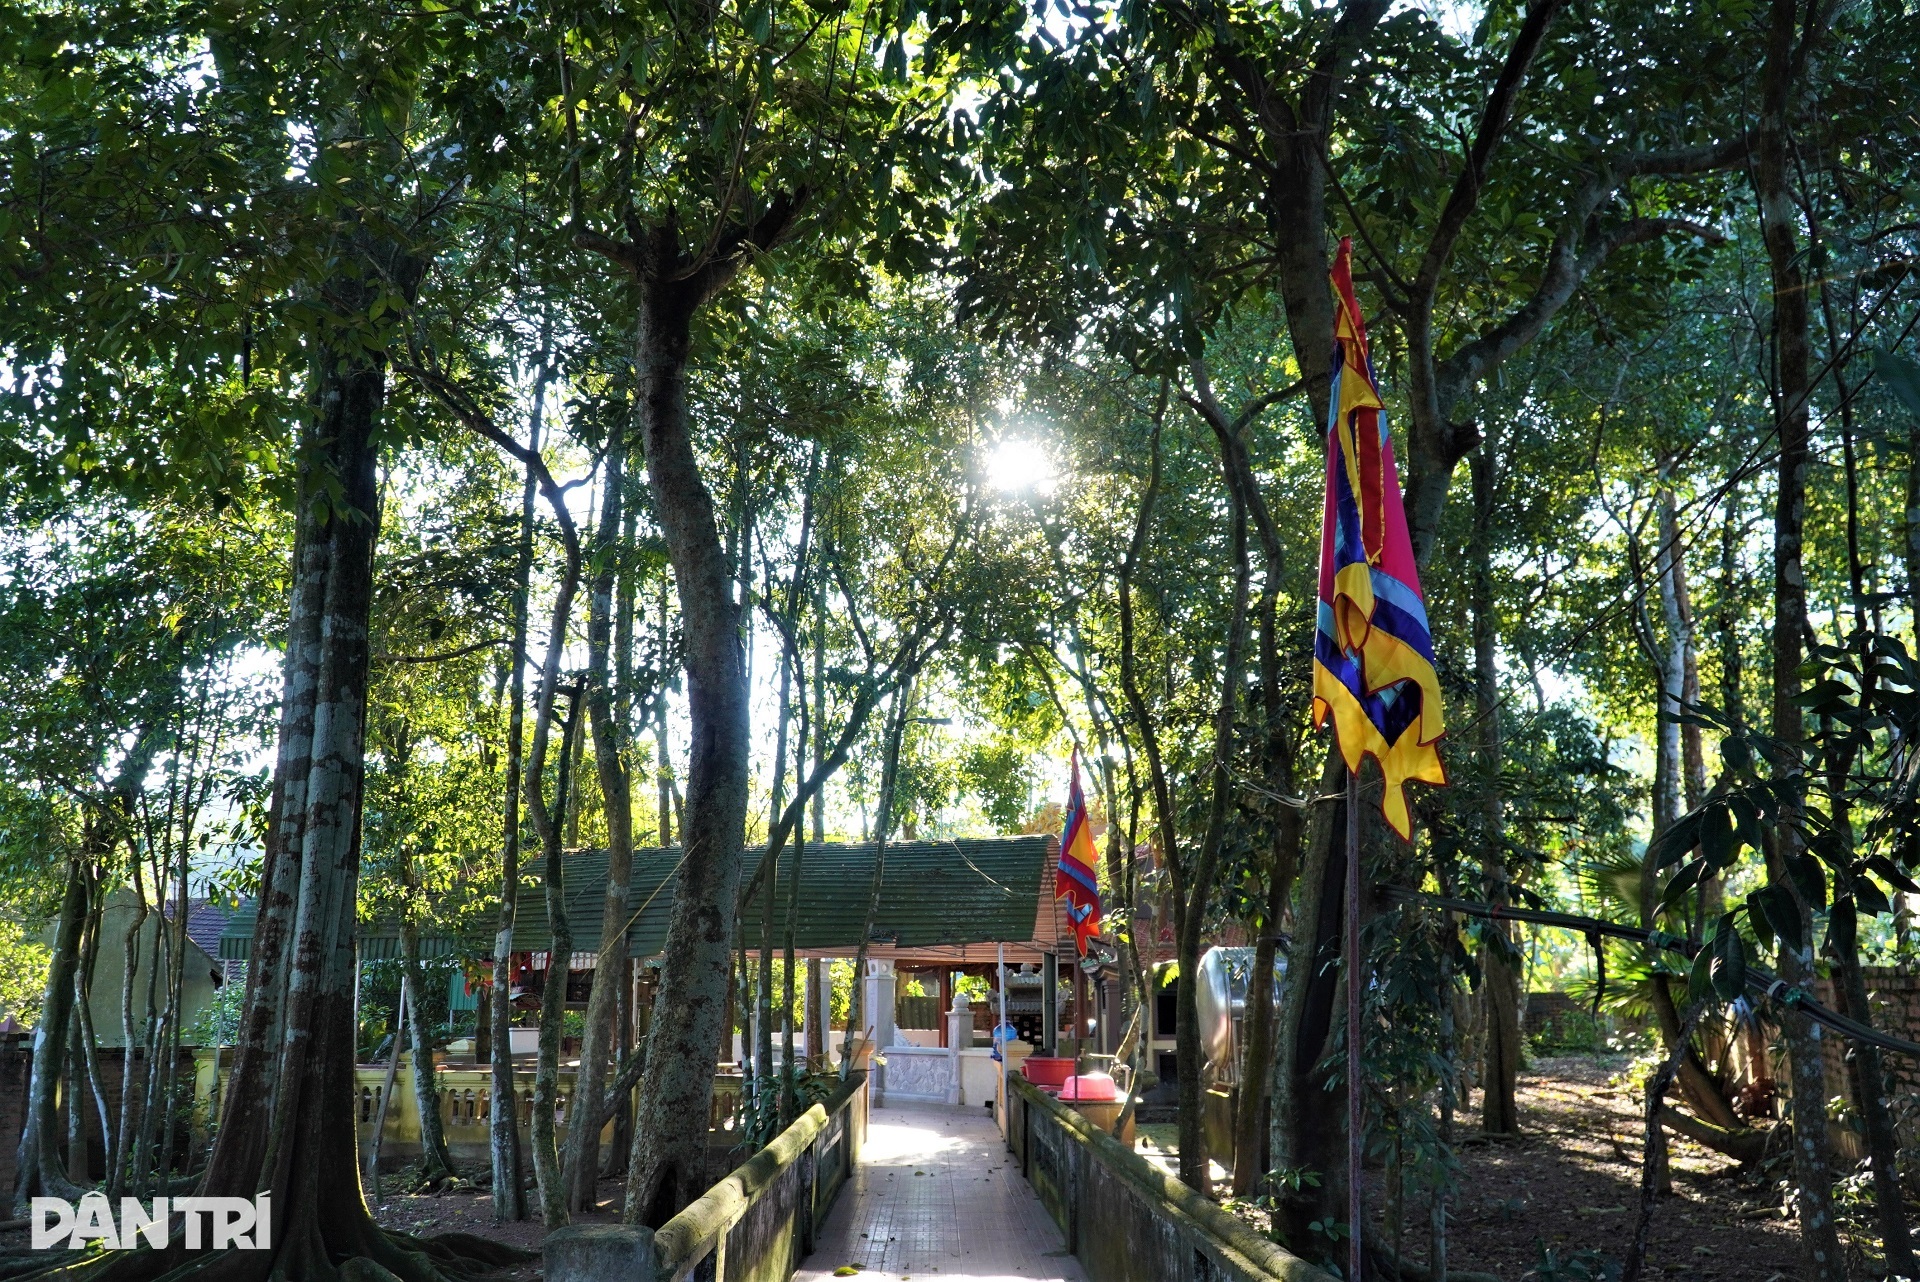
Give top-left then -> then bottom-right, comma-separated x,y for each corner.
0,916 -> 50,1027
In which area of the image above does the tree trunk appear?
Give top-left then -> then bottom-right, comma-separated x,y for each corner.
1232,804 -> 1297,1194
620,230 -> 756,1227
16,724 -> 161,1211
1827,893 -> 1916,1274
844,679 -> 912,1064
403,930 -> 458,1188
1756,0 -> 1843,1270
75,897 -> 114,1188
367,978 -> 408,1198
491,352 -> 549,1224
110,881 -> 149,1198
1470,449 -> 1520,1136
1270,767 -> 1350,1245
12,857 -> 90,1209
565,415 -> 635,1214
530,688 -> 583,1228
187,287 -> 515,1282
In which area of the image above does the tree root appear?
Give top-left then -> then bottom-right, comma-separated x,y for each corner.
1364,1229 -> 1502,1282
0,1225 -> 531,1282
1656,1106 -> 1770,1165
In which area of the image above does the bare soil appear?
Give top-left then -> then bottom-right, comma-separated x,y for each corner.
1392,1054 -> 1803,1281
365,1175 -> 631,1282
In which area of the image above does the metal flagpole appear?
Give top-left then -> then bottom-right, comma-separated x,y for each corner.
1346,767 -> 1363,1282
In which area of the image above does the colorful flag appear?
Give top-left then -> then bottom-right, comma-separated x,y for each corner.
1312,238 -> 1447,840
1054,749 -> 1102,954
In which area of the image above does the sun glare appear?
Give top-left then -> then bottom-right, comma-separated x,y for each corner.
982,437 -> 1057,495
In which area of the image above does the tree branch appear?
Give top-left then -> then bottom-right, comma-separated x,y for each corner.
1411,0 -> 1568,308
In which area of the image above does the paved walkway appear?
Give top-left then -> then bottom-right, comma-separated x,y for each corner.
795,1100 -> 1089,1282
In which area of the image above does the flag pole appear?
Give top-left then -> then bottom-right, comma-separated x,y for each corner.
1346,765 -> 1363,1282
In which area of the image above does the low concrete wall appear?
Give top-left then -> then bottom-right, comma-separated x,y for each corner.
194,1052 -> 743,1173
548,1071 -> 867,1282
1006,1077 -> 1332,1282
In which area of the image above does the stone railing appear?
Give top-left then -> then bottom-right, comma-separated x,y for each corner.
547,1071 -> 868,1282
194,1052 -> 742,1170
1005,1076 -> 1331,1282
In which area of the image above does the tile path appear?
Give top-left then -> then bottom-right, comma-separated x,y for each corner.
794,1099 -> 1089,1282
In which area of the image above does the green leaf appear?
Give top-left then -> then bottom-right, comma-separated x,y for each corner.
1745,891 -> 1775,951
1750,884 -> 1804,955
1711,923 -> 1746,1001
1687,941 -> 1714,1004
1872,348 -> 1920,420
1650,811 -> 1702,869
1660,858 -> 1705,909
1698,803 -> 1737,872
1855,877 -> 1893,918
1785,853 -> 1828,911
1865,855 -> 1920,894
1729,792 -> 1763,853
744,0 -> 770,44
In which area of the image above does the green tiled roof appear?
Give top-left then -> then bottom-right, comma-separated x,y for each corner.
217,835 -> 1056,962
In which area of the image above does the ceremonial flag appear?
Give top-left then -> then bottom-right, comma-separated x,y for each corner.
1054,749 -> 1102,954
1312,238 -> 1447,840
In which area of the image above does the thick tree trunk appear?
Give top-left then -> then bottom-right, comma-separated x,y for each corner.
621,234 -> 754,1227
178,312 -> 505,1282
565,420 -> 634,1214
1756,0 -> 1843,1272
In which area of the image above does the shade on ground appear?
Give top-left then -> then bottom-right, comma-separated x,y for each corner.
795,1101 -> 1088,1282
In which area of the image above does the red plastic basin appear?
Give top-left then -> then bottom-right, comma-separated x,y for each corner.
1059,1071 -> 1117,1102
1021,1057 -> 1075,1089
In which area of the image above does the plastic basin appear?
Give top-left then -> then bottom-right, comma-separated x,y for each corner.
1021,1057 -> 1075,1090
1059,1071 -> 1117,1102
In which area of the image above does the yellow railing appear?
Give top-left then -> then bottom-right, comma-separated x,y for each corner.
195,1052 -> 744,1156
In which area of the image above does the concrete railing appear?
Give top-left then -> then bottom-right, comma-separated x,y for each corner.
1005,1076 -> 1332,1282
193,1052 -> 743,1170
547,1071 -> 868,1282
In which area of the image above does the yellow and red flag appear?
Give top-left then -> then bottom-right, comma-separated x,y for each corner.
1312,239 -> 1447,839
1054,749 -> 1102,954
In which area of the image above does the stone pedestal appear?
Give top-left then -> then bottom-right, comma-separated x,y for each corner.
945,992 -> 971,1104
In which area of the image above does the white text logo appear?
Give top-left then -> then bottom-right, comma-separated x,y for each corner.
30,1195 -> 271,1251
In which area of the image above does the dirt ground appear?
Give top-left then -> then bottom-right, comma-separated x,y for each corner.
363,1176 -> 633,1282
1397,1054 -> 1805,1281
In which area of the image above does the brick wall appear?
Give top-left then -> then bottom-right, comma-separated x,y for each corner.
1,1033 -> 29,1194
0,1039 -> 202,1189
1803,966 -> 1920,1156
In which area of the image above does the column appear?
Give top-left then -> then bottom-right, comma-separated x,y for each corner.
1042,952 -> 1058,1056
863,959 -> 896,1106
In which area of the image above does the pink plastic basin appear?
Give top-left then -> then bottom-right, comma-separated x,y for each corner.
1021,1057 -> 1075,1090
1059,1071 -> 1117,1102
